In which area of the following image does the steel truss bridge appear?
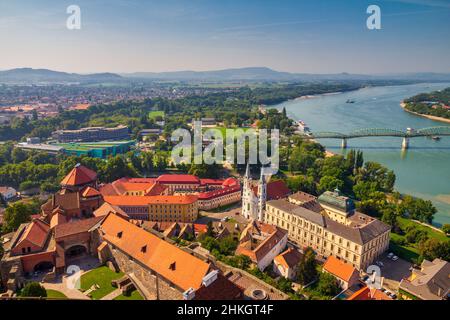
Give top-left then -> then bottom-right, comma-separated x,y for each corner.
298,126 -> 450,149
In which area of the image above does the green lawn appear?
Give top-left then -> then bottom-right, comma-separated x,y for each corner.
202,126 -> 253,138
80,266 -> 124,300
397,217 -> 448,242
148,110 -> 165,120
389,217 -> 448,263
46,289 -> 67,299
113,290 -> 144,301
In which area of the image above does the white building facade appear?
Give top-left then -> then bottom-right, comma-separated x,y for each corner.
241,165 -> 267,221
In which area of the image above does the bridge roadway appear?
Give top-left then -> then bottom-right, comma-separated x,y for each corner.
298,126 -> 450,149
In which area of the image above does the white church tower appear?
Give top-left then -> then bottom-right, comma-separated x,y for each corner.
241,164 -> 267,222
257,168 -> 267,222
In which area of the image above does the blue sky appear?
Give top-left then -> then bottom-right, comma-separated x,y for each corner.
0,0 -> 449,73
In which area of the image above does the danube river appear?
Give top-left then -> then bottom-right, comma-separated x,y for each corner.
274,82 -> 450,227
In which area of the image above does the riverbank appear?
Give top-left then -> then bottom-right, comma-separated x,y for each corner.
400,102 -> 450,124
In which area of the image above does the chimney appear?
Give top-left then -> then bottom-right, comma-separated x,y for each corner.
202,270 -> 219,287
183,287 -> 195,300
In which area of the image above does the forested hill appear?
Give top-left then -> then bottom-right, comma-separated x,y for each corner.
404,87 -> 450,120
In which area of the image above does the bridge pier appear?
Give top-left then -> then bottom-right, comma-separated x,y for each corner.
402,137 -> 409,150
341,138 -> 347,149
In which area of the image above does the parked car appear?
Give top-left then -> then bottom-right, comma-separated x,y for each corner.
387,252 -> 394,259
221,216 -> 229,222
392,256 -> 399,261
376,261 -> 384,267
390,293 -> 397,299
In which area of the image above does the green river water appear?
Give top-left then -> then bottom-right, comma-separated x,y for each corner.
274,82 -> 450,227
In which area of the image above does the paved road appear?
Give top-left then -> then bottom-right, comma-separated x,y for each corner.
374,253 -> 412,292
101,288 -> 122,300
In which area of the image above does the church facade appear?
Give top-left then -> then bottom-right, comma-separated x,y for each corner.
241,165 -> 267,221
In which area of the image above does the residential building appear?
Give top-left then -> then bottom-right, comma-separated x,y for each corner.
0,186 -> 17,201
399,258 -> 449,300
322,256 -> 360,290
52,125 -> 129,142
264,190 -> 391,270
103,195 -> 199,222
235,221 -> 288,271
273,248 -> 302,280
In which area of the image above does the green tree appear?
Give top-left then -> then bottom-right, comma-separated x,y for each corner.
418,238 -> 450,261
381,207 -> 400,232
11,148 -> 28,164
398,196 -> 437,223
2,202 -> 34,233
296,247 -> 318,285
21,282 -> 47,298
318,176 -> 344,194
316,272 -> 341,297
442,224 -> 450,235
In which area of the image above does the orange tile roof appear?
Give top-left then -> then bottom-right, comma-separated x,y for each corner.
100,213 -> 211,290
82,186 -> 101,197
274,248 -> 302,269
347,286 -> 392,300
50,212 -> 67,229
60,164 -> 97,187
16,219 -> 50,249
323,256 -> 358,282
103,195 -> 198,206
94,202 -> 129,220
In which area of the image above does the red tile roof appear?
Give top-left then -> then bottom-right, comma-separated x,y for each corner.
15,219 -> 50,249
253,180 -> 290,200
198,185 -> 241,200
200,179 -> 225,186
222,177 -> 239,187
347,286 -> 392,300
323,256 -> 358,282
54,216 -> 104,239
82,186 -> 101,197
60,164 -> 97,187
94,202 -> 129,220
156,174 -> 200,184
100,213 -> 211,291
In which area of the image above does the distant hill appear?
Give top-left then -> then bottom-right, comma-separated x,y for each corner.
122,67 -> 450,82
2,67 -> 450,83
0,68 -> 122,83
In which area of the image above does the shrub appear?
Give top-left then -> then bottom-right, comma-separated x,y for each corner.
21,282 -> 47,298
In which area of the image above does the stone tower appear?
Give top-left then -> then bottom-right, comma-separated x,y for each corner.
257,167 -> 267,222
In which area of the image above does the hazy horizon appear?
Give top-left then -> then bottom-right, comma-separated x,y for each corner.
1,0 -> 450,74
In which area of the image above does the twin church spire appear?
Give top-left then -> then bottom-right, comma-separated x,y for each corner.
242,164 -> 267,222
